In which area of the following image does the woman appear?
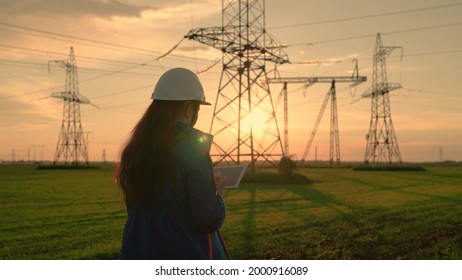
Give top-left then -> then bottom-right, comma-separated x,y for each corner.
117,68 -> 229,259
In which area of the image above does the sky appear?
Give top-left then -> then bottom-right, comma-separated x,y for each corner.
0,0 -> 461,163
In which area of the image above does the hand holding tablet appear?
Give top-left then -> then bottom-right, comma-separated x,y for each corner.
213,165 -> 247,189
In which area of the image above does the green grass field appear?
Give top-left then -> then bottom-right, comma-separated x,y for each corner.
1,163 -> 461,259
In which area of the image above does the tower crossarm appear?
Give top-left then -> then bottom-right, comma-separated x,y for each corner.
185,26 -> 290,65
185,26 -> 235,52
268,76 -> 366,85
379,46 -> 402,58
361,82 -> 402,98
51,91 -> 90,104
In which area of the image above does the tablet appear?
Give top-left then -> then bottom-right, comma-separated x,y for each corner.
213,165 -> 247,189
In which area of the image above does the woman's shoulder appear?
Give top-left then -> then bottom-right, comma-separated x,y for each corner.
173,123 -> 213,155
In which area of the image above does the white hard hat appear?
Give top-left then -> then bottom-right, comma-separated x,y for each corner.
151,67 -> 211,105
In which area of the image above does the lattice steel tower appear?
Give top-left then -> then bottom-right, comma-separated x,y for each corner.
268,62 -> 366,166
51,47 -> 90,165
362,33 -> 403,165
185,0 -> 289,170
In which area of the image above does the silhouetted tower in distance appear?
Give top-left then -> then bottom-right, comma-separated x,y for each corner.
185,0 -> 289,171
51,47 -> 90,165
362,33 -> 403,165
268,62 -> 366,165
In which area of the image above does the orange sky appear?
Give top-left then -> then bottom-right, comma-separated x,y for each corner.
1,0 -> 461,163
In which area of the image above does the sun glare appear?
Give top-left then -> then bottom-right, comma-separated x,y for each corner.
241,108 -> 269,135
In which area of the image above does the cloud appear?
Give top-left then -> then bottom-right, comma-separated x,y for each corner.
0,0 -> 220,22
178,45 -> 214,52
176,44 -> 221,60
0,0 -> 156,19
0,77 -> 63,124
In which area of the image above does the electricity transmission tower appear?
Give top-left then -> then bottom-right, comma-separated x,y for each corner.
50,47 -> 90,165
362,33 -> 403,165
185,0 -> 289,171
268,62 -> 366,165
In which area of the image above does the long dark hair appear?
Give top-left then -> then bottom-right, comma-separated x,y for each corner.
116,100 -> 188,208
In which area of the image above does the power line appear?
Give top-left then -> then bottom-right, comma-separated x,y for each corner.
401,87 -> 460,98
91,85 -> 153,100
288,48 -> 462,66
384,21 -> 462,35
0,26 -> 142,56
268,2 -> 462,30
0,62 -> 221,109
0,62 -> 155,102
399,100 -> 461,112
286,21 -> 462,47
0,83 -> 151,110
0,22 -> 164,56
0,59 -> 158,78
0,43 -> 157,69
102,101 -> 147,110
0,24 -> 219,68
0,63 -> 221,109
0,43 -> 215,67
0,38 -> 190,101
